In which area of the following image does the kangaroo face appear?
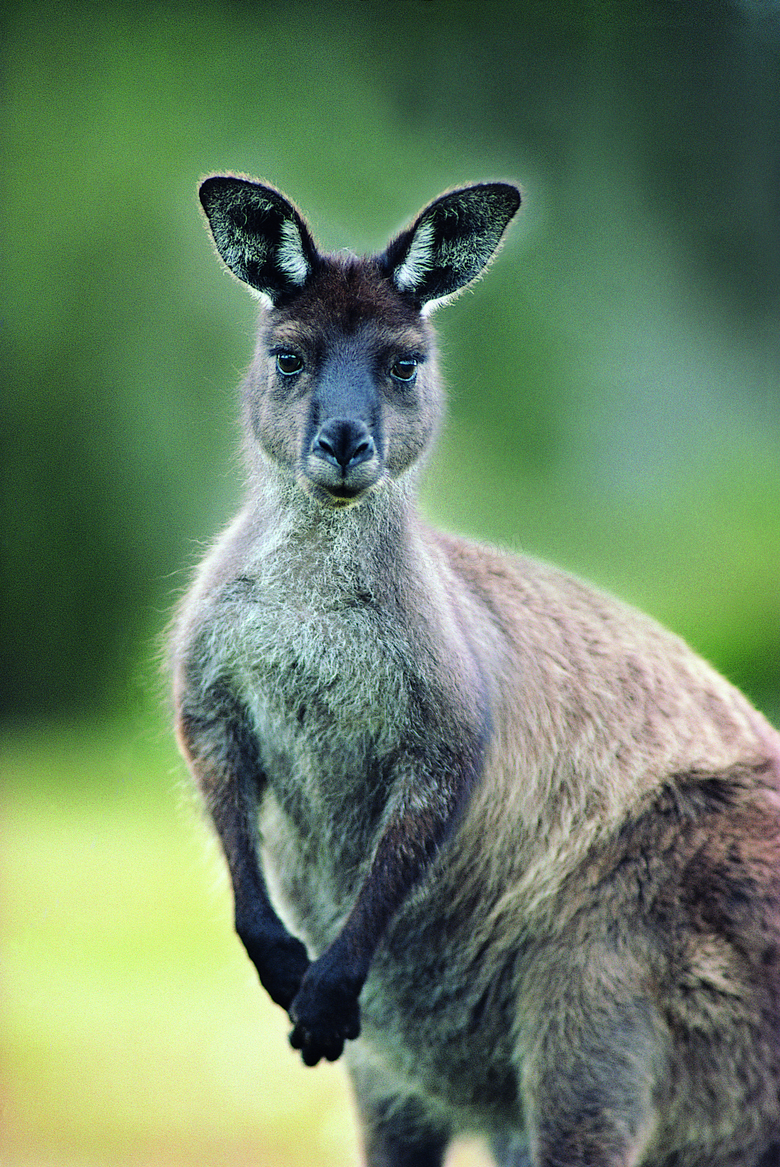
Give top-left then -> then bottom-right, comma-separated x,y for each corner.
245,261 -> 440,508
198,176 -> 521,510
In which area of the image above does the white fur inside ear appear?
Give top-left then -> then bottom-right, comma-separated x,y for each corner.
393,218 -> 436,293
277,219 -> 311,286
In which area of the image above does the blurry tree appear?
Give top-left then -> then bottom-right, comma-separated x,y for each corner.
3,0 -> 778,722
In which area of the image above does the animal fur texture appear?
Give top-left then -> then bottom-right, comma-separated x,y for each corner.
171,176 -> 780,1167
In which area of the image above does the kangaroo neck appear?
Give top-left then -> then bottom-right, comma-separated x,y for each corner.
250,473 -> 423,611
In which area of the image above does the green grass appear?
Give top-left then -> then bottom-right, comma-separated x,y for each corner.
1,713 -> 492,1167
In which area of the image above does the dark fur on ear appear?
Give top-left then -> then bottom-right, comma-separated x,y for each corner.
379,182 -> 521,309
199,176 -> 321,305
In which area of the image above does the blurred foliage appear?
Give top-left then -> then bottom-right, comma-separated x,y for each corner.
3,0 -> 779,721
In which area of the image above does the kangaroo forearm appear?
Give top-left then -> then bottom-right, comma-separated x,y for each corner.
338,799 -> 467,964
178,697 -> 311,1009
218,796 -> 312,1008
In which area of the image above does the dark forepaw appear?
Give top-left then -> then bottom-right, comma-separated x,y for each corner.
246,934 -> 311,1012
287,960 -> 362,1066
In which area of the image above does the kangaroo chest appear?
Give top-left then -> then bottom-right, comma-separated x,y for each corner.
228,578 -> 415,753
210,571 -> 422,923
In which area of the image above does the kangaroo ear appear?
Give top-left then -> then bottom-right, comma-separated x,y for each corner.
380,183 -> 521,311
199,176 -> 320,306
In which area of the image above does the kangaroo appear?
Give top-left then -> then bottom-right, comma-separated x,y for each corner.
171,176 -> 780,1167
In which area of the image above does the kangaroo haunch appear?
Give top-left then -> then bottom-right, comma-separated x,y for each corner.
171,177 -> 780,1167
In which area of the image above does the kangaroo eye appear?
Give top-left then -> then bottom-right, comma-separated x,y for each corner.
276,351 -> 304,376
390,358 -> 418,383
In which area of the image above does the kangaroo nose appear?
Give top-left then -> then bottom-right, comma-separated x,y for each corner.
311,419 -> 375,471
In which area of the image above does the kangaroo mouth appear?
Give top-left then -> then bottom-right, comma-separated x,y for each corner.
297,465 -> 381,508
300,448 -> 382,507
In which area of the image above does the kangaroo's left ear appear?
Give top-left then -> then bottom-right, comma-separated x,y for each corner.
379,183 -> 521,312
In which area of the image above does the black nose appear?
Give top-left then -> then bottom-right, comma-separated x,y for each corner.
311,419 -> 375,471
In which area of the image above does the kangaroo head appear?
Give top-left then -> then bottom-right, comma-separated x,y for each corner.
199,177 -> 521,508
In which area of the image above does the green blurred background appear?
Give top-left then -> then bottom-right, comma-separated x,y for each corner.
3,1 -> 779,1164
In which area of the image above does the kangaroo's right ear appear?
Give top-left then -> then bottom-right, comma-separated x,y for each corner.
199,176 -> 320,306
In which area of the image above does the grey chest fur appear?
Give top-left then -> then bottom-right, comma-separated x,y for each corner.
209,574 -> 424,940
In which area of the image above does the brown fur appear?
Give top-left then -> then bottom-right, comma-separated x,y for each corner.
172,177 -> 780,1166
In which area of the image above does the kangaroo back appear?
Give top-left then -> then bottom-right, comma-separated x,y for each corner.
172,177 -> 780,1167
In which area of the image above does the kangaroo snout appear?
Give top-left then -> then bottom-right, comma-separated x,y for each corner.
305,416 -> 380,503
311,419 -> 376,471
